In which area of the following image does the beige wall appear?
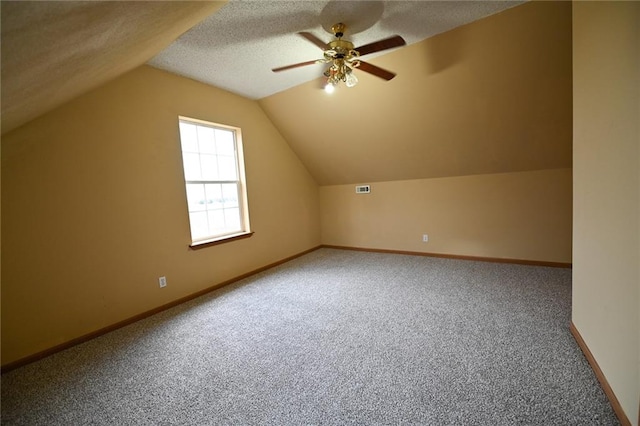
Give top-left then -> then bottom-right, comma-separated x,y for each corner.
572,2 -> 640,425
320,168 -> 572,263
1,65 -> 321,366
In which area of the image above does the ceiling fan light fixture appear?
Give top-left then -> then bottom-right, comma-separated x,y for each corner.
324,59 -> 359,90
324,82 -> 336,94
345,69 -> 358,88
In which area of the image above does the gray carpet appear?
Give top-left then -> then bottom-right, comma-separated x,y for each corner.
1,248 -> 619,425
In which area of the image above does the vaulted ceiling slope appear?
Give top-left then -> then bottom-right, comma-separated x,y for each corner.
1,1 -> 570,188
0,1 -> 226,135
1,1 -> 521,136
258,1 -> 573,185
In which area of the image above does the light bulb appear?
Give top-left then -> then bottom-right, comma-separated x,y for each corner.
345,71 -> 358,88
324,83 -> 335,94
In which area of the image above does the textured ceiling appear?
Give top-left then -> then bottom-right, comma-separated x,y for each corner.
1,0 -> 523,134
1,1 -> 225,134
148,1 -> 525,100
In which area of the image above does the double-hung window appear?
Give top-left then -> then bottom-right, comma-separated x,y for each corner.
178,117 -> 251,247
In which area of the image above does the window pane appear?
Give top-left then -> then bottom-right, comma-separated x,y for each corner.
224,207 -> 241,231
222,183 -> 239,208
205,184 -> 223,210
218,155 -> 237,180
197,126 -> 216,154
179,122 -> 198,152
183,153 -> 202,180
200,154 -> 218,180
208,209 -> 225,232
215,129 -> 235,156
189,211 -> 209,240
186,184 -> 206,212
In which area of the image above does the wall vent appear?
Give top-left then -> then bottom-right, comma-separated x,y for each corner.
355,185 -> 371,194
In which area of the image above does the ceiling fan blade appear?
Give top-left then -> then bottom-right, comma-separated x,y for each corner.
272,60 -> 320,73
355,35 -> 406,56
298,32 -> 327,50
356,61 -> 396,81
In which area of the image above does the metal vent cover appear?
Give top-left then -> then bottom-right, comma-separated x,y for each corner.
355,185 -> 371,194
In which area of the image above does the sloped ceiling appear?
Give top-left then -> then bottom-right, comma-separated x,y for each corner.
258,1 -> 573,185
0,1 -> 226,134
1,1 -> 572,187
1,0 -> 524,135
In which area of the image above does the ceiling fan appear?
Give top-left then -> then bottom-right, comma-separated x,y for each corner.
272,23 -> 406,92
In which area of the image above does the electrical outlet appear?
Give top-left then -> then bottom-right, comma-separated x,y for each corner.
422,234 -> 429,243
158,276 -> 167,288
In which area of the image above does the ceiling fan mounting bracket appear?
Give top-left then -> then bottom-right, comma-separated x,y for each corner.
331,23 -> 347,38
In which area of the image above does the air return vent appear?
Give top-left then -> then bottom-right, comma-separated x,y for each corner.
355,185 -> 371,194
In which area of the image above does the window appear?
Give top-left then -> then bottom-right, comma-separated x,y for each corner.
178,117 -> 251,247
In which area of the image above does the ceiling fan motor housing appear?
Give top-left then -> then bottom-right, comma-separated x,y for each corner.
329,39 -> 356,58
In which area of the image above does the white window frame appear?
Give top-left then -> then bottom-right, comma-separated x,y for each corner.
177,116 -> 252,248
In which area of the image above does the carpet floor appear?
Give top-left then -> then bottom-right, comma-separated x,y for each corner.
1,248 -> 619,425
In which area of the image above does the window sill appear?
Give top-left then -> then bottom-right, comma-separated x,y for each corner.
189,231 -> 254,250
